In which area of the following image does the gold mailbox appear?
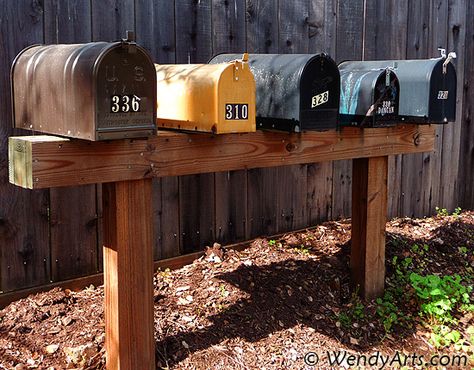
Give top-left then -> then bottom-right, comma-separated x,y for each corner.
155,55 -> 255,134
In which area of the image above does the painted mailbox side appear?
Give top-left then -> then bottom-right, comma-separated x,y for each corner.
339,62 -> 400,127
155,62 -> 256,134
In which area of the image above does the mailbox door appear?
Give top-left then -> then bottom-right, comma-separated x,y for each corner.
95,44 -> 156,140
429,61 -> 456,123
299,54 -> 340,131
372,70 -> 400,127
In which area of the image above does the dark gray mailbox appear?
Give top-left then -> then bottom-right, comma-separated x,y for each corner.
338,62 -> 400,127
11,33 -> 157,140
209,53 -> 340,132
341,55 -> 457,124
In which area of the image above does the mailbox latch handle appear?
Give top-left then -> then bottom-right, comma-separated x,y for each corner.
443,51 -> 457,74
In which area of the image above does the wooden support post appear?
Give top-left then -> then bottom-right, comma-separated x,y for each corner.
351,156 -> 388,300
103,179 -> 155,370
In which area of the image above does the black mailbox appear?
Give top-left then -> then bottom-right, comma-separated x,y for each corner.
209,53 -> 340,132
11,32 -> 157,140
338,62 -> 400,127
341,55 -> 457,124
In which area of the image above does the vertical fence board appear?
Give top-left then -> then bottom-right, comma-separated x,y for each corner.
247,168 -> 279,237
161,177 -> 181,258
332,0 -> 365,219
420,0 -> 449,215
213,0 -> 248,244
44,0 -> 99,282
44,0 -> 92,43
175,0 -> 212,63
175,0 -> 215,253
212,0 -> 246,54
307,162 -> 333,225
91,0 -> 134,41
398,0 -> 431,218
306,0 -> 337,224
135,0 -> 176,64
459,1 -> 474,208
246,0 -> 279,238
276,0 -> 310,232
439,0 -> 466,211
0,0 -> 50,292
135,0 -> 179,260
215,171 -> 248,243
245,0 -> 278,54
278,165 -> 308,232
364,0 -> 408,219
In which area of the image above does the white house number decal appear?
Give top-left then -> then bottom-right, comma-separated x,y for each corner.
437,91 -> 449,100
311,91 -> 329,108
225,104 -> 248,120
111,95 -> 141,113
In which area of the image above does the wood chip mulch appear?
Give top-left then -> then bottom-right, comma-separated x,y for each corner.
0,212 -> 473,369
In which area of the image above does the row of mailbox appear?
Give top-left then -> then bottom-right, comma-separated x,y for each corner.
11,33 -> 457,141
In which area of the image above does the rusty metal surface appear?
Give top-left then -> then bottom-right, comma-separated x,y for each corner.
11,40 -> 156,140
209,54 -> 340,132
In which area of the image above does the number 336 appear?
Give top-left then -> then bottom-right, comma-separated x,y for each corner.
111,95 -> 140,113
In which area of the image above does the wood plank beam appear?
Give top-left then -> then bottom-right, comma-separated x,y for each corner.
103,179 -> 155,370
351,156 -> 388,300
9,125 -> 435,189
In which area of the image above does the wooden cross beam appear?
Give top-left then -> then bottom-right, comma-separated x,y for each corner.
8,125 -> 435,369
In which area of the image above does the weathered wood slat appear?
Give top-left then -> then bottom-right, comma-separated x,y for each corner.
212,0 -> 248,245
0,0 -> 50,292
459,0 -> 474,208
91,0 -> 134,41
175,0 -> 212,63
135,0 -> 176,64
400,0 -> 431,218
245,0 -> 279,238
175,0 -> 215,253
135,0 -> 179,260
364,0 -> 408,219
44,0 -> 99,283
440,0 -> 466,211
9,125 -> 435,190
421,0 -> 449,215
245,0 -> 278,54
307,0 -> 337,223
332,0 -> 365,219
275,0 -> 310,233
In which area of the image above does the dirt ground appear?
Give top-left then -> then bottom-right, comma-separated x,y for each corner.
0,212 -> 473,369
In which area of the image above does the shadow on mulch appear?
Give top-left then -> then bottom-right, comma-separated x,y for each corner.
155,216 -> 474,367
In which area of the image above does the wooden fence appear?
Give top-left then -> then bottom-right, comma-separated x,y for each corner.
0,0 -> 472,294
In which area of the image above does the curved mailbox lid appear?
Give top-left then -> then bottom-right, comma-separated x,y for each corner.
339,61 -> 400,127
339,58 -> 456,123
155,60 -> 256,134
11,40 -> 156,140
210,53 -> 340,132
